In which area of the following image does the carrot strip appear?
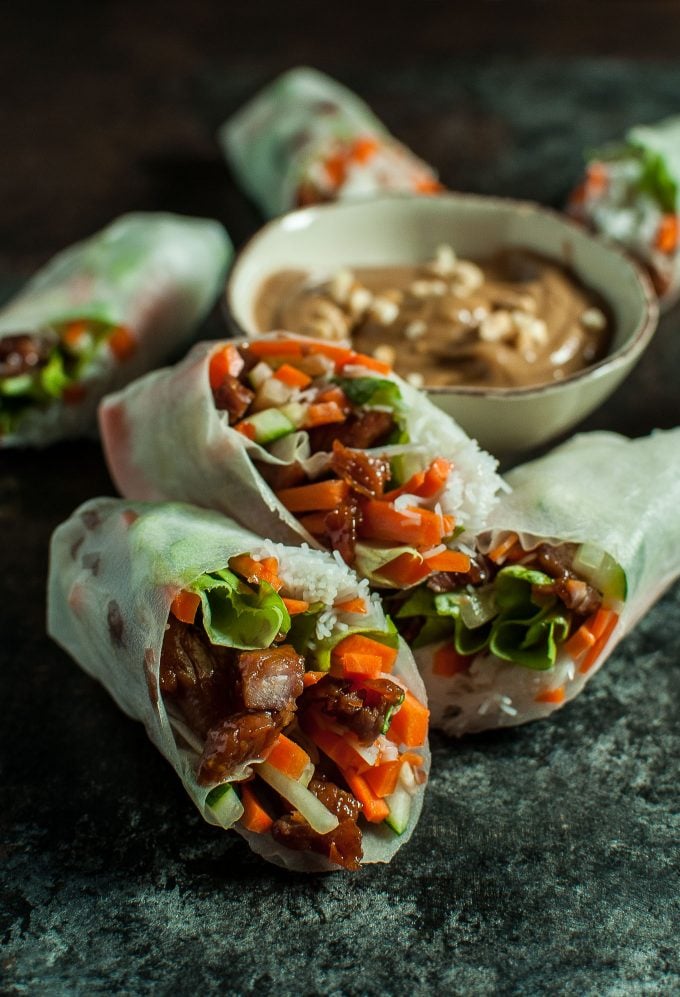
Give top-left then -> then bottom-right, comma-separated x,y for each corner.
415,177 -> 443,194
656,214 -> 678,254
108,326 -> 136,361
170,589 -> 201,624
419,458 -> 453,497
209,344 -> 244,389
382,471 -> 426,502
341,351 -> 391,375
304,401 -> 347,427
277,480 -> 349,513
432,644 -> 473,677
265,733 -> 310,781
340,769 -> 390,823
387,691 -> 429,748
273,363 -> 312,389
233,420 -> 256,440
297,512 -> 329,535
304,717 -> 371,773
229,554 -> 282,591
241,784 -> 273,834
282,597 -> 310,615
564,622 -> 597,661
363,760 -> 401,799
334,597 -> 367,614
579,612 -> 619,674
378,553 -> 432,587
585,162 -> 609,197
333,634 -> 398,673
425,550 -> 470,574
334,652 -> 383,680
351,136 -> 379,163
325,151 -> 348,187
302,671 -> 326,688
360,501 -> 447,548
535,686 -> 566,705
62,320 -> 89,349
247,339 -> 303,359
487,533 -> 520,565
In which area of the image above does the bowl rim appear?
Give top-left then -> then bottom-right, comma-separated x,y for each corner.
224,190 -> 659,399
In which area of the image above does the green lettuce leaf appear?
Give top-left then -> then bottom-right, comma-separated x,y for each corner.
193,568 -> 291,650
334,376 -> 403,411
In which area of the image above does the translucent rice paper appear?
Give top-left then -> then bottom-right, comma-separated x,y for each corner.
99,333 -> 502,550
1,213 -> 232,446
219,67 -> 440,217
567,116 -> 680,302
47,499 -> 430,872
417,430 -> 680,735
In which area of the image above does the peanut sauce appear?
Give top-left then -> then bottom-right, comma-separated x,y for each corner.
253,247 -> 613,389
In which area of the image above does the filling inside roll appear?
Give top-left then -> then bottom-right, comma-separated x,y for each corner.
160,549 -> 428,870
389,533 -> 624,679
209,338 -> 481,589
0,320 -> 134,434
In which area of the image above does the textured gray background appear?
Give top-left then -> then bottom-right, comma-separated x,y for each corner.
1,8 -> 679,995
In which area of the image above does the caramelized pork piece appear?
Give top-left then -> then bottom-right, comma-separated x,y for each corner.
301,676 -> 404,744
0,332 -> 54,378
534,543 -> 601,615
236,646 -> 305,715
323,494 -> 362,564
271,775 -> 363,870
307,410 -> 395,453
330,441 -> 390,498
213,374 -> 254,423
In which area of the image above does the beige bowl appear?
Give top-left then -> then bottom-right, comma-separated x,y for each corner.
226,193 -> 658,457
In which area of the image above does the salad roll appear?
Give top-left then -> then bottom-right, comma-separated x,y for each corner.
390,430 -> 680,735
219,67 -> 442,217
100,333 -> 502,590
48,499 -> 430,872
0,213 -> 232,446
567,116 -> 680,301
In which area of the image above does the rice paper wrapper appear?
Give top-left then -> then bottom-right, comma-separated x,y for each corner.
1,213 -> 232,446
418,430 -> 680,735
567,116 -> 680,302
219,67 -> 440,217
47,498 -> 430,872
99,333 -> 502,552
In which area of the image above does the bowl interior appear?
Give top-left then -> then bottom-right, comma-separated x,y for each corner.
227,193 -> 655,367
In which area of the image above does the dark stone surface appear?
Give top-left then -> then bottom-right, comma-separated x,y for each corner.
1,10 -> 679,995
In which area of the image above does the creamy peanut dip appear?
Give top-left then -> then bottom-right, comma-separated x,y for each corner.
253,246 -> 613,388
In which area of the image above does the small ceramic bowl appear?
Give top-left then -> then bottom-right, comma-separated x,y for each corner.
226,193 -> 658,456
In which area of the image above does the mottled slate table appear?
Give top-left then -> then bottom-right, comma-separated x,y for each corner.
1,20 -> 679,995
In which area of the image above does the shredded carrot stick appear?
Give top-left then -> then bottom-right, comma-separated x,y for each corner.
62,320 -> 89,349
247,339 -> 304,359
360,501 -> 448,548
233,419 -> 256,440
425,550 -> 470,574
302,671 -> 326,688
334,597 -> 367,614
579,611 -> 619,673
108,326 -> 136,361
419,458 -> 453,497
277,480 -> 349,512
487,533 -> 520,565
265,733 -> 311,781
432,644 -> 473,677
535,686 -> 566,705
333,634 -> 398,673
381,471 -> 426,503
378,553 -> 432,587
341,351 -> 391,375
229,554 -> 283,591
240,784 -> 273,834
282,597 -> 310,615
273,363 -> 312,389
655,214 -> 678,254
415,177 -> 443,194
209,343 -> 244,389
340,769 -> 390,823
304,717 -> 371,773
364,760 -> 401,799
387,691 -> 429,748
585,162 -> 609,197
325,151 -> 348,187
351,136 -> 379,163
297,512 -> 329,535
304,401 -> 347,427
170,589 -> 201,624
564,623 -> 597,661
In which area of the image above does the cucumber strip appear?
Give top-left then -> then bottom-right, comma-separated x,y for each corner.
244,408 -> 295,444
206,783 -> 244,828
